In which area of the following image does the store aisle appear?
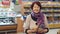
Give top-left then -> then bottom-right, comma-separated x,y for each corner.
46,29 -> 60,34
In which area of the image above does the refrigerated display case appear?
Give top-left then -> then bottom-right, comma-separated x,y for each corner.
0,11 -> 16,26
0,11 -> 17,34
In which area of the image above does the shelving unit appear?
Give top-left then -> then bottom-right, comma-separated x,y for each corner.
23,1 -> 60,29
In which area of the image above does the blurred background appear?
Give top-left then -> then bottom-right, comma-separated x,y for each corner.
0,0 -> 60,34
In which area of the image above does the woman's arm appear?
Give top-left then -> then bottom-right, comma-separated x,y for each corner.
38,28 -> 49,33
43,14 -> 49,33
27,29 -> 36,33
23,15 -> 37,34
25,25 -> 38,34
23,15 -> 30,33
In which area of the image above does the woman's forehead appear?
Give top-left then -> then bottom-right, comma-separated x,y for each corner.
33,4 -> 40,7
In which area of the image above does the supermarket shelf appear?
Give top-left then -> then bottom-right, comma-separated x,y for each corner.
54,14 -> 60,16
23,1 -> 60,29
53,6 -> 60,8
54,11 -> 60,12
42,10 -> 59,12
24,4 -> 60,8
46,14 -> 53,16
41,10 -> 53,12
23,10 -> 60,13
54,10 -> 60,12
49,24 -> 60,29
42,6 -> 60,8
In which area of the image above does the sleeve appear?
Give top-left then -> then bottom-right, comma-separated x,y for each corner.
44,14 -> 49,33
23,15 -> 30,32
44,14 -> 49,28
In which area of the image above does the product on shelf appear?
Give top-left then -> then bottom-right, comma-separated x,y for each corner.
47,16 -> 54,24
58,17 -> 60,23
2,0 -> 10,5
54,16 -> 59,24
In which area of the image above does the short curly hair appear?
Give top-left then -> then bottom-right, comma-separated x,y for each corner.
31,1 -> 42,10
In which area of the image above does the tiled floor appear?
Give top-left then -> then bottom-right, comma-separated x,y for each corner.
0,29 -> 60,34
12,29 -> 60,34
46,29 -> 60,34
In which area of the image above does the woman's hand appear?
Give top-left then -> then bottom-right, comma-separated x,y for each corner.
43,29 -> 48,33
27,25 -> 45,33
32,25 -> 38,30
27,29 -> 36,34
27,25 -> 38,34
27,30 -> 32,33
27,26 -> 47,34
38,28 -> 44,33
38,28 -> 48,33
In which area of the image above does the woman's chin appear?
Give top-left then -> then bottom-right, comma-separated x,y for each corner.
35,12 -> 38,14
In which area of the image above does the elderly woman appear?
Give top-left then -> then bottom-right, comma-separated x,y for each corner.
23,1 -> 49,34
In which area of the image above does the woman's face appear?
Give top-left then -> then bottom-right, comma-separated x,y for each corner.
33,4 -> 40,13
